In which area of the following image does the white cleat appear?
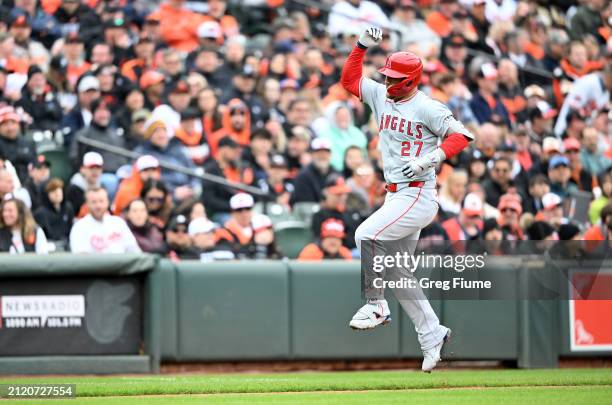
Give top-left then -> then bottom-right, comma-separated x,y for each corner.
349,299 -> 391,330
422,327 -> 452,373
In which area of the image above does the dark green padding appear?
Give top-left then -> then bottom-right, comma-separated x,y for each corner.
176,260 -> 290,360
0,253 -> 156,277
151,260 -> 178,361
0,356 -> 151,374
289,261 -> 401,359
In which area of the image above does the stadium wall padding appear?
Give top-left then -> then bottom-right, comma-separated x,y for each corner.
0,255 -> 610,374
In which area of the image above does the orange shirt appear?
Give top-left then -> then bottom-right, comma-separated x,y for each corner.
426,12 -> 451,37
148,3 -> 207,52
297,243 -> 352,261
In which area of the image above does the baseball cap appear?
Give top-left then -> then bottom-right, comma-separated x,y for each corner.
549,155 -> 570,170
170,80 -> 189,94
131,109 -> 151,124
188,217 -> 216,236
324,175 -> 351,194
563,137 -> 580,152
311,138 -> 332,152
542,137 -> 561,154
526,221 -> 556,240
10,11 -> 30,27
532,101 -> 557,120
218,136 -> 239,149
280,79 -> 300,91
252,214 -> 273,233
83,151 -> 104,168
139,70 -> 165,89
230,193 -> 254,210
136,155 -> 159,172
167,215 -> 188,232
0,110 -> 20,124
558,223 -> 580,240
462,193 -> 484,217
321,218 -> 345,239
270,154 -> 288,168
197,21 -> 222,39
498,193 -> 522,214
77,75 -> 100,93
541,192 -> 562,211
524,84 -> 546,99
479,62 -> 498,79
29,154 -> 51,170
144,120 -> 166,139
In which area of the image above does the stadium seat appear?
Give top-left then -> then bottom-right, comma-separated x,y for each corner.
273,220 -> 314,259
253,202 -> 293,224
40,148 -> 73,183
292,202 -> 321,224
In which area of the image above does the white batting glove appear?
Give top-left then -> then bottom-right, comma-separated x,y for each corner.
401,149 -> 446,180
358,27 -> 383,48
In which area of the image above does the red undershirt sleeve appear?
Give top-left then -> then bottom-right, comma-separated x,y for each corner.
341,45 -> 367,99
440,133 -> 469,159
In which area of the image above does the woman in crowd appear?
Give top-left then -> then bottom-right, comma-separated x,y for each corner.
141,179 -> 173,230
438,170 -> 468,219
124,199 -> 167,254
33,178 -> 74,250
0,197 -> 48,254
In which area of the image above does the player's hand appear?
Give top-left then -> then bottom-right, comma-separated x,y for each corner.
401,149 -> 446,180
358,27 -> 383,48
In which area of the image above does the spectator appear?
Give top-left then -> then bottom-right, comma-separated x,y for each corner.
220,65 -> 267,128
438,170 -> 468,218
347,162 -> 384,212
390,0 -> 440,54
283,98 -> 313,134
135,120 -> 199,199
536,192 -> 566,229
558,222 -> 582,240
496,59 -> 526,123
0,196 -> 48,253
124,199 -> 166,254
440,34 -> 469,80
469,62 -> 511,127
311,175 -> 363,250
148,0 -> 205,52
165,214 -> 192,260
564,137 -> 593,192
542,29 -> 570,73
184,217 -> 235,261
257,153 -> 293,208
140,70 -> 166,110
580,127 -> 611,176
208,98 -> 251,157
151,79 -> 193,136
585,202 -> 612,241
497,193 -> 524,240
522,174 -> 550,215
298,218 -> 352,261
33,177 -> 73,249
69,186 -> 140,253
113,155 -> 161,215
113,88 -> 147,142
291,138 -> 338,205
562,109 -> 587,140
548,155 -> 578,199
23,155 -> 51,210
251,214 -> 281,259
327,0 -> 390,38
16,65 -> 63,132
482,156 -> 513,207
9,10 -> 49,71
316,103 -> 367,172
525,221 -> 557,241
442,193 -> 483,241
426,0 -> 458,37
589,171 -> 612,224
553,41 -> 604,106
141,179 -> 173,231
61,75 -> 101,148
0,108 -> 36,182
202,136 -> 253,221
70,99 -> 129,197
570,0 -> 606,41
284,125 -> 312,177
175,108 -> 209,165
66,151 -> 103,218
241,128 -> 273,183
216,193 -> 270,259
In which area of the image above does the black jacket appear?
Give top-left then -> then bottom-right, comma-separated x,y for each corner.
0,135 -> 37,183
33,193 -> 74,243
201,158 -> 236,215
70,123 -> 130,173
16,88 -> 63,132
290,163 -> 339,205
311,207 -> 364,249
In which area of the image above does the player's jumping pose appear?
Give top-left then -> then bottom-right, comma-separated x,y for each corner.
341,27 -> 474,372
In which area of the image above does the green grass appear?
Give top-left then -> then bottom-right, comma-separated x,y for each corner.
1,368 -> 611,404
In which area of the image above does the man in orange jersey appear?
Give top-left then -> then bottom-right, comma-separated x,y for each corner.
298,218 -> 352,261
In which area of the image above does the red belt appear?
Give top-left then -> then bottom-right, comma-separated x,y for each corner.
385,181 -> 425,193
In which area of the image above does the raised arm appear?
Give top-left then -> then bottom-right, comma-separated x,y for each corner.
341,27 -> 383,98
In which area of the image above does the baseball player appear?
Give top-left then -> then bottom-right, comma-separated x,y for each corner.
341,27 -> 474,372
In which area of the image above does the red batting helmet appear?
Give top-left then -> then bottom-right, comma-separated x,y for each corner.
378,52 -> 423,97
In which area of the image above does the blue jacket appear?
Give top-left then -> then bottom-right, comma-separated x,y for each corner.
469,91 -> 511,127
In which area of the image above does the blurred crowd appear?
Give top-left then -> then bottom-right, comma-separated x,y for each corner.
0,0 -> 610,260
